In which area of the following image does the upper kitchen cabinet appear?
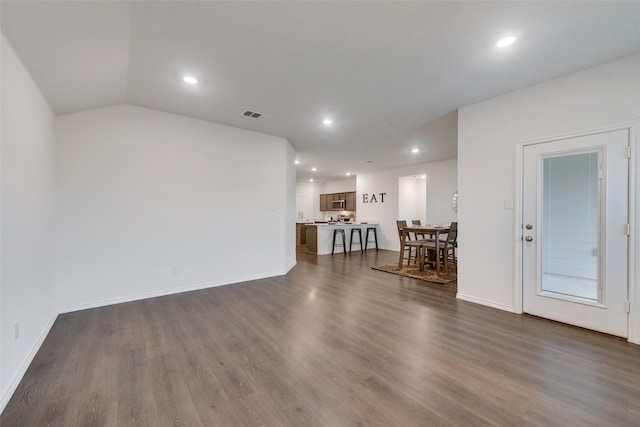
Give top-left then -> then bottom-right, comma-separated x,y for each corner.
320,194 -> 328,211
345,192 -> 356,211
319,191 -> 356,211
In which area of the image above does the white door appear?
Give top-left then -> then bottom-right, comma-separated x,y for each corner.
522,129 -> 629,337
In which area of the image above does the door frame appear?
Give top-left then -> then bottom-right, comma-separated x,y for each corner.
514,120 -> 640,344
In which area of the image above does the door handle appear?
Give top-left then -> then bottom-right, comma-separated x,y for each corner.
525,224 -> 533,230
525,236 -> 533,242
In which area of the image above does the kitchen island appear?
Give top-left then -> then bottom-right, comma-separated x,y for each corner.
305,223 -> 379,254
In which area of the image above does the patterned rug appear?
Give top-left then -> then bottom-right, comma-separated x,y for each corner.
372,263 -> 457,287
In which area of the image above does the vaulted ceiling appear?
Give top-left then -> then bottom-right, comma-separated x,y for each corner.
2,1 -> 640,182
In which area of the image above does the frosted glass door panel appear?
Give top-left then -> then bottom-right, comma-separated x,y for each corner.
541,152 -> 600,302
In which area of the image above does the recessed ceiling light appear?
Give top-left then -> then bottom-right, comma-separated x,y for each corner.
183,75 -> 198,84
309,178 -> 314,182
496,36 -> 516,48
294,160 -> 300,165
323,119 -> 333,125
411,148 -> 420,153
346,172 -> 351,176
311,167 -> 317,172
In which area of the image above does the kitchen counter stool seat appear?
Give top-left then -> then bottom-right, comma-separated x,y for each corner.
332,229 -> 347,255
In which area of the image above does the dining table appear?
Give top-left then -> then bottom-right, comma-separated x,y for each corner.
397,225 -> 450,274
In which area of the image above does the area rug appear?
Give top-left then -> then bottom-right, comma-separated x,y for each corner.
373,264 -> 457,287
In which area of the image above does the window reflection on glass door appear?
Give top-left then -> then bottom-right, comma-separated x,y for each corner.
540,151 -> 600,302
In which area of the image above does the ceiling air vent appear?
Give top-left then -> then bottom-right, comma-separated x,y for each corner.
242,110 -> 264,119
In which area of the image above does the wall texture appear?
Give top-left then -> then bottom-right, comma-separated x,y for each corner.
295,181 -> 324,221
323,177 -> 356,194
1,35 -> 57,410
458,53 -> 640,315
284,142 -> 297,270
55,104 -> 296,312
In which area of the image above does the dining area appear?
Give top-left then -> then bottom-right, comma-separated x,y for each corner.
396,220 -> 458,278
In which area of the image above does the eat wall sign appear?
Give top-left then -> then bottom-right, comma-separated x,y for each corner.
362,193 -> 386,203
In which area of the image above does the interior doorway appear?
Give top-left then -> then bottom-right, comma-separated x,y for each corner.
398,174 -> 427,224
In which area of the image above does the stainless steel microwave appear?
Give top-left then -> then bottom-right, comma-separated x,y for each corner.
332,200 -> 345,210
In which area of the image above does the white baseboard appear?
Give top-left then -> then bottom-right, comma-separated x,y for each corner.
285,260 -> 297,273
456,293 -> 516,313
58,270 -> 287,314
1,312 -> 57,413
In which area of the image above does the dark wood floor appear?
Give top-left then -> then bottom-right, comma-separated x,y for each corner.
3,248 -> 640,426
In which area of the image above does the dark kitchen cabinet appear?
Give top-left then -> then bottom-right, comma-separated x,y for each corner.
345,192 -> 356,211
320,194 -> 328,211
319,191 -> 357,211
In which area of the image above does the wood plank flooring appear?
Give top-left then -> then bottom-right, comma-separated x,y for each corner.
2,248 -> 640,426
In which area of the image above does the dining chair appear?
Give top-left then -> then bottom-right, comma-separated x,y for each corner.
411,219 -> 438,242
411,219 -> 426,240
397,220 -> 418,265
423,221 -> 458,273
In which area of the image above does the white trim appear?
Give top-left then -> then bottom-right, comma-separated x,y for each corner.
58,270 -> 288,314
285,260 -> 297,273
518,121 -> 639,147
514,136 -> 524,313
456,293 -> 516,313
515,119 -> 640,344
628,124 -> 639,344
0,312 -> 57,413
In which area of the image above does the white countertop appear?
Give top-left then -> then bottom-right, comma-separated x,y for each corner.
309,223 -> 379,254
312,222 -> 378,227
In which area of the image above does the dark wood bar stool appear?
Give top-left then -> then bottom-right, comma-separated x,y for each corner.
332,229 -> 347,255
364,227 -> 378,251
349,228 -> 363,252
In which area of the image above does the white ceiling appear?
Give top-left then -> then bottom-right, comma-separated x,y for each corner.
2,1 -> 640,182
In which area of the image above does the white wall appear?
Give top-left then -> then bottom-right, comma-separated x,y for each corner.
284,143 -> 297,269
55,104 -> 295,312
357,159 -> 457,251
1,35 -> 57,410
323,177 -> 356,194
417,178 -> 427,224
458,53 -> 640,313
295,181 -> 324,221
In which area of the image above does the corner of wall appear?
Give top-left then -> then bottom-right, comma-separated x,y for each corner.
1,32 -> 58,413
456,293 -> 516,313
0,313 -> 57,412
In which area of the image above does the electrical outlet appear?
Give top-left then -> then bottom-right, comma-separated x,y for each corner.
172,265 -> 178,275
14,323 -> 19,340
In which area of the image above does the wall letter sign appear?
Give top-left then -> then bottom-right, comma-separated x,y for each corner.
362,193 -> 386,203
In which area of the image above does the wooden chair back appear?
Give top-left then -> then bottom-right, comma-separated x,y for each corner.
446,222 -> 458,245
396,220 -> 411,241
411,219 -> 427,239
